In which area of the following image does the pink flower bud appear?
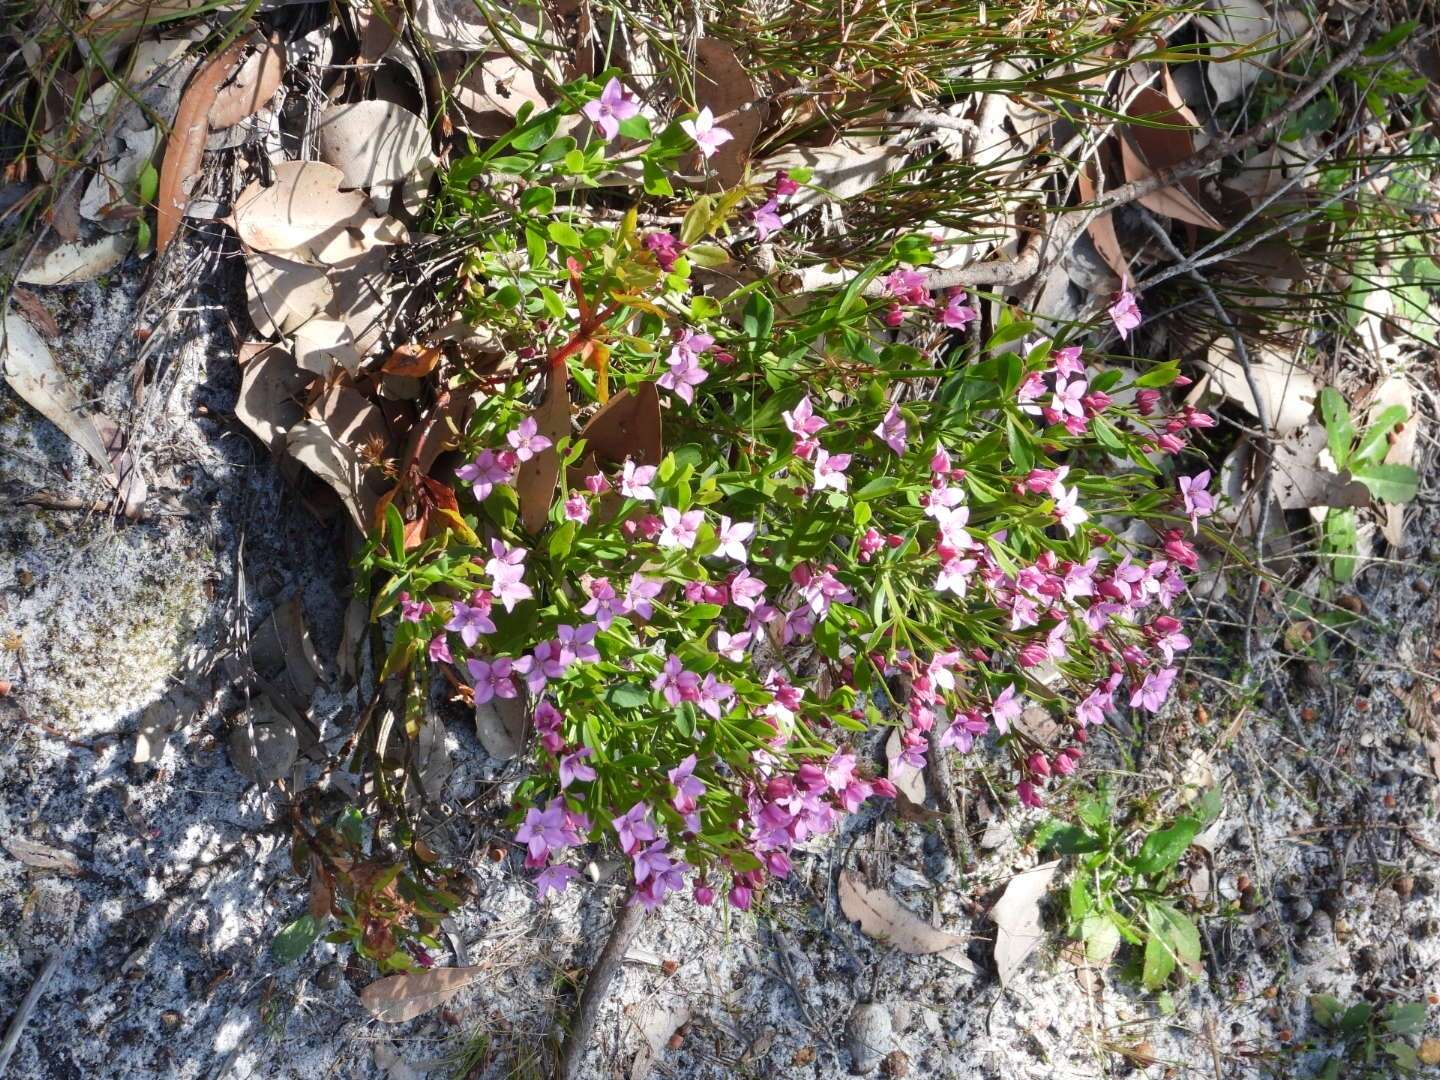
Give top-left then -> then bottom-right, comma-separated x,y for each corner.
1135,389 -> 1162,416
1027,752 -> 1051,779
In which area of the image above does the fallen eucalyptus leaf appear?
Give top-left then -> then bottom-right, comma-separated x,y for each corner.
209,38 -> 285,128
292,317 -> 362,376
2,836 -> 83,877
227,696 -> 298,783
318,100 -> 431,192
1200,337 -> 1317,435
692,38 -> 765,189
990,860 -> 1060,986
2,309 -> 113,469
236,342 -> 312,452
286,419 -> 378,532
359,966 -> 484,1023
233,161 -> 376,263
761,143 -> 909,214
475,695 -> 528,760
246,250 -> 335,338
156,40 -> 245,254
13,231 -> 134,285
838,871 -> 976,971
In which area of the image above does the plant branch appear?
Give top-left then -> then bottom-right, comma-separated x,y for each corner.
555,891 -> 647,1080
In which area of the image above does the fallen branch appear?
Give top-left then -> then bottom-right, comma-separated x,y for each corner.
0,951 -> 60,1077
555,892 -> 646,1080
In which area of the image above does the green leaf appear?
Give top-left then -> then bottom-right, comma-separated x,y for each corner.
1006,416 -> 1034,472
1352,405 -> 1407,466
1134,360 -> 1180,388
1142,926 -> 1175,990
685,243 -> 729,268
1081,912 -> 1120,963
1339,1002 -> 1373,1034
1068,874 -> 1092,922
273,914 -> 322,964
1192,786 -> 1223,827
1132,816 -> 1201,876
618,114 -> 652,140
1311,994 -> 1345,1028
1385,1041 -> 1420,1071
1040,824 -> 1103,855
547,220 -> 583,248
548,520 -> 577,558
853,476 -> 902,501
1350,462 -> 1418,504
520,186 -> 556,215
1320,387 -> 1354,468
642,157 -> 674,197
1323,508 -> 1359,582
742,293 -> 774,344
1384,1003 -> 1427,1036
604,683 -> 650,709
1151,903 -> 1201,965
136,162 -> 159,204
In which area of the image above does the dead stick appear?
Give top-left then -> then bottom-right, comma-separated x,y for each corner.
920,11 -> 1379,292
555,892 -> 646,1080
0,951 -> 60,1077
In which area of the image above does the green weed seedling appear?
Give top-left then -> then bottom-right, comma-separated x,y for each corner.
1037,783 -> 1221,991
1308,996 -> 1429,1077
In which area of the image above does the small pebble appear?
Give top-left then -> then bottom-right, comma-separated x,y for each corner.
1395,875 -> 1415,898
845,1002 -> 893,1075
1291,898 -> 1314,922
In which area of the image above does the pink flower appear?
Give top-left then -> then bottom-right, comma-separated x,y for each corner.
467,656 -> 518,704
653,655 -> 700,706
582,76 -> 640,141
516,798 -> 581,863
696,673 -> 735,718
1177,471 -> 1215,531
681,107 -> 734,159
935,556 -> 977,596
1017,780 -> 1044,808
456,449 -> 515,501
427,634 -> 452,664
643,232 -> 683,273
752,197 -> 782,241
658,506 -> 704,549
1051,376 -> 1087,419
715,628 -> 752,662
559,746 -> 597,788
584,472 -> 610,495
882,268 -> 930,306
563,494 -> 591,523
1053,345 -> 1085,378
783,395 -> 827,441
728,567 -> 767,611
669,754 -> 706,812
939,709 -> 988,752
1129,666 -> 1177,713
873,404 -> 908,455
506,417 -> 552,462
658,347 -> 708,404
624,573 -> 663,619
798,566 -> 853,617
812,448 -> 852,493
534,699 -> 564,752
774,172 -> 800,198
714,516 -> 754,562
534,863 -> 580,899
1109,287 -> 1142,340
620,460 -> 657,501
1016,371 -> 1047,414
939,289 -> 976,329
446,596 -> 496,647
1151,615 -> 1191,663
1135,388 -> 1161,415
556,622 -> 600,665
611,803 -> 658,855
514,640 -> 564,693
399,592 -> 431,623
1052,483 -> 1089,536
581,577 -> 623,628
990,684 -> 1023,734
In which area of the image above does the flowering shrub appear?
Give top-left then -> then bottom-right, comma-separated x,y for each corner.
363,75 -> 1216,912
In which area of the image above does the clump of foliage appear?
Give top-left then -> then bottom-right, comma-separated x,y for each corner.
1308,996 -> 1430,1077
354,75 -> 1215,919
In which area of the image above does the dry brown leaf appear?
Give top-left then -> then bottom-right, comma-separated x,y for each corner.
328,247 -> 395,359
475,695 -> 528,760
236,342 -> 313,452
359,966 -> 484,1023
412,715 -> 452,800
80,126 -> 158,229
411,0 -> 495,50
516,366 -> 570,533
444,52 -> 549,137
3,836 -> 83,876
317,100 -> 430,192
1419,1038 -> 1440,1067
3,308 -> 113,469
286,418 -> 378,532
1268,424 -> 1371,511
319,384 -> 391,455
293,318 -> 362,376
1120,85 -> 1222,230
14,231 -> 134,285
156,40 -> 245,255
384,343 -> 443,378
233,161 -> 381,264
990,860 -> 1059,986
11,289 -> 59,337
1076,159 -> 1127,283
692,39 -> 765,189
228,696 -> 298,784
1200,337 -> 1317,435
246,249 -> 335,338
577,381 -> 662,467
209,38 -> 285,128
838,871 -> 976,971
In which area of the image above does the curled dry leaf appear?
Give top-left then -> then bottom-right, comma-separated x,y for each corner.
359,965 -> 484,1023
329,247 -> 395,360
233,161 -> 392,264
1200,336 -> 1317,435
837,871 -> 976,972
3,836 -> 83,877
411,0 -> 494,50
442,52 -> 549,138
1267,424 -> 1371,511
156,40 -> 245,255
990,859 -> 1060,986
628,996 -> 692,1080
1120,83 -> 1222,231
2,309 -> 113,469
247,249 -> 335,337
236,342 -> 313,452
208,38 -> 285,128
286,418 -> 379,532
383,343 -> 443,378
475,695 -> 528,760
319,383 -> 392,456
516,365 -> 570,533
227,695 -> 299,784
14,231 -> 134,285
318,100 -> 430,192
1076,158 -> 1127,284
293,317 -> 362,376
